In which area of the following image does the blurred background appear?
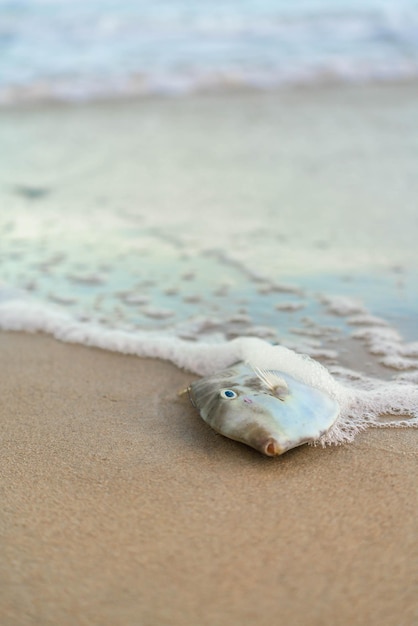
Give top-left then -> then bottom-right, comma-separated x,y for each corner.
1,0 -> 418,104
1,0 -> 418,377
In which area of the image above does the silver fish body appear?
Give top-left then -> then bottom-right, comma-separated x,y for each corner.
187,362 -> 340,456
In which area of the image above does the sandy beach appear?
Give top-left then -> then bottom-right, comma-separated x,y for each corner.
1,78 -> 418,625
1,330 -> 417,626
2,0 -> 418,621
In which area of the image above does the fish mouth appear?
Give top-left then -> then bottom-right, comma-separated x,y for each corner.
261,438 -> 283,457
236,423 -> 287,457
219,421 -> 289,457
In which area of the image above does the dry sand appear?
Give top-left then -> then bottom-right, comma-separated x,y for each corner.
1,331 -> 417,626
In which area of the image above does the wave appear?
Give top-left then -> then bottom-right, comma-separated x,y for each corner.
1,0 -> 418,104
0,293 -> 417,448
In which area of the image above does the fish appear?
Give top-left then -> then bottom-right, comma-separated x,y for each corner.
182,362 -> 340,457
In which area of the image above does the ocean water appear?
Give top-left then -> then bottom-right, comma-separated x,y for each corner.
1,0 -> 418,103
0,4 -> 417,444
1,212 -> 418,444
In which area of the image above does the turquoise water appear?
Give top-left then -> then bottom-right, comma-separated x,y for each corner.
0,6 -> 417,447
1,216 -> 417,360
0,74 -> 417,384
1,0 -> 418,102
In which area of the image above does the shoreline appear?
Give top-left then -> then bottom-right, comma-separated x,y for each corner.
1,330 -> 417,625
1,75 -> 418,113
1,79 -> 418,362
1,75 -> 418,623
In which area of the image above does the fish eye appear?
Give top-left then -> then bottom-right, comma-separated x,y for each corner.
220,389 -> 237,400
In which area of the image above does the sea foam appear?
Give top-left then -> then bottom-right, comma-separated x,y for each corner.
1,294 -> 417,448
1,0 -> 418,105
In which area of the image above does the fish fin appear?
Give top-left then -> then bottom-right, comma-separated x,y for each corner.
177,386 -> 197,407
249,364 -> 289,399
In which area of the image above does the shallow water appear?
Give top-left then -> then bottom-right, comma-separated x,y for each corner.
0,85 -> 418,399
1,87 -> 418,445
1,217 -> 416,344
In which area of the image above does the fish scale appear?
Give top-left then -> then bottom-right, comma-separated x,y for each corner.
186,362 -> 340,456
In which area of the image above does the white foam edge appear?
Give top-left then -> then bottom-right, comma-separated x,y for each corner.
321,295 -> 367,316
1,297 -> 417,447
352,326 -> 418,370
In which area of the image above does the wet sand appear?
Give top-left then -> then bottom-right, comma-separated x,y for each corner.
2,81 -> 418,280
1,331 -> 417,626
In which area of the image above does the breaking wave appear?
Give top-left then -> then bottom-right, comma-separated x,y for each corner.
1,0 -> 418,104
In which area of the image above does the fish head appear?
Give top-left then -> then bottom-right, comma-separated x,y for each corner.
188,362 -> 339,456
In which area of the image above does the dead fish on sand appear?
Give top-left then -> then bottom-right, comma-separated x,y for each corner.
181,362 -> 340,457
